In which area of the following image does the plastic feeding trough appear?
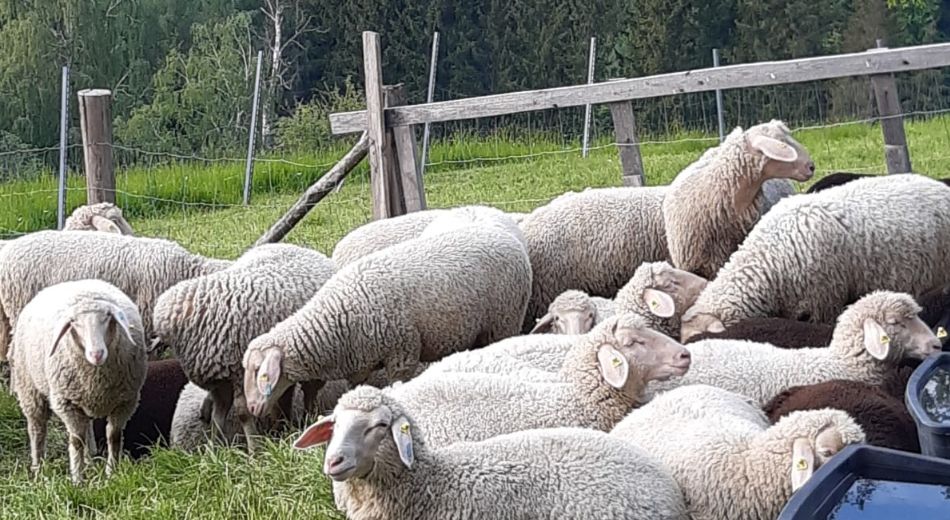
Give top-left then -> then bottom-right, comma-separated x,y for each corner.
905,352 -> 950,459
777,444 -> 950,520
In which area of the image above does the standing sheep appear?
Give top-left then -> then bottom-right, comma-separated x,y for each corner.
519,185 -> 670,329
293,385 -> 689,520
663,119 -> 815,279
419,333 -> 580,383
243,222 -> 531,420
681,174 -> 950,340
764,379 -> 920,453
0,231 -> 230,362
63,202 -> 135,235
387,313 -> 691,448
9,280 -> 147,484
152,243 -> 335,451
654,291 -> 941,406
610,385 -> 865,520
331,209 -> 447,268
685,317 -> 834,349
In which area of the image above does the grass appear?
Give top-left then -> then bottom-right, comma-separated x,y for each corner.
1,115 -> 950,518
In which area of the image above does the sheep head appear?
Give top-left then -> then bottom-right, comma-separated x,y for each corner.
50,303 -> 136,367
531,290 -> 597,335
294,386 -> 414,482
746,120 -> 815,183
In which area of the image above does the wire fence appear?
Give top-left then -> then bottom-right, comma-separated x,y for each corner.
2,69 -> 950,259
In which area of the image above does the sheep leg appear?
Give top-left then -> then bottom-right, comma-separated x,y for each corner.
18,387 -> 49,476
105,400 -> 136,476
231,381 -> 261,454
53,400 -> 92,485
85,422 -> 97,462
300,380 -> 326,420
208,383 -> 234,444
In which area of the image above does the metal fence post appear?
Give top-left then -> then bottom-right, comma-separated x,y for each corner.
582,37 -> 597,158
57,66 -> 69,229
243,50 -> 264,205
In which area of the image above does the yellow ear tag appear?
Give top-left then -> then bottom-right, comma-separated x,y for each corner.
258,373 -> 269,383
611,357 -> 622,367
880,334 -> 890,345
937,327 -> 947,339
400,423 -> 410,435
650,299 -> 659,309
795,458 -> 809,471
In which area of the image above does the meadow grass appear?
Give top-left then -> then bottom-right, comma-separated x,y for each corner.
1,115 -> 949,518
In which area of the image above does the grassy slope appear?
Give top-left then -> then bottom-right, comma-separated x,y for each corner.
1,117 -> 949,518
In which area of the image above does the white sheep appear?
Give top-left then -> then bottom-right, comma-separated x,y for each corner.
0,230 -> 230,362
519,185 -> 669,329
663,120 -> 814,280
610,385 -> 865,520
331,209 -> 447,268
418,204 -> 525,248
531,261 -> 707,337
418,332 -> 580,383
63,202 -> 135,235
9,279 -> 147,484
292,385 -> 689,520
529,289 -> 616,334
152,243 -> 335,451
242,221 -> 532,421
681,173 -> 950,340
387,313 -> 691,448
653,291 -> 941,406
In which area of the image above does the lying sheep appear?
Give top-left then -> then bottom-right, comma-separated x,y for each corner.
612,261 -> 708,338
764,379 -> 919,453
92,358 -> 189,459
63,202 -> 135,235
9,280 -> 147,484
419,333 -> 580,383
242,221 -> 532,420
611,384 -> 865,520
293,385 -> 689,520
663,120 -> 814,279
388,313 -> 691,448
681,174 -> 950,340
0,231 -> 230,362
152,243 -> 335,451
530,290 -> 616,334
654,291 -> 941,406
519,185 -> 670,329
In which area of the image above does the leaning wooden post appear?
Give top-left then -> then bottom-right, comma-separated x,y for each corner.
869,41 -> 912,174
362,31 -> 396,220
385,84 -> 426,212
78,89 -> 116,204
606,79 -> 646,187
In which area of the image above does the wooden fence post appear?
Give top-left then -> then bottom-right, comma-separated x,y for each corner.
385,84 -> 426,212
78,89 -> 115,204
607,79 -> 646,187
869,42 -> 912,174
362,31 -> 396,220
382,85 -> 407,216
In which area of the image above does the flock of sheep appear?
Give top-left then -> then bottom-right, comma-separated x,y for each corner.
1,118 -> 949,519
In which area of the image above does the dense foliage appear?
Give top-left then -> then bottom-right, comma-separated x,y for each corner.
0,0 -> 948,155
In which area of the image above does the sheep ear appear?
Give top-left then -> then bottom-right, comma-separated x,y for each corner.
790,438 -> 815,492
293,415 -> 335,450
110,307 -> 136,345
862,318 -> 891,360
642,288 -> 676,318
597,344 -> 629,389
391,416 -> 414,468
257,349 -> 283,398
707,319 -> 726,334
49,318 -> 73,357
91,215 -> 122,234
750,134 -> 798,163
530,314 -> 555,334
